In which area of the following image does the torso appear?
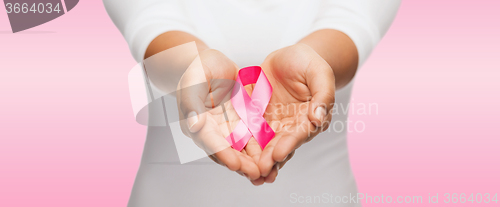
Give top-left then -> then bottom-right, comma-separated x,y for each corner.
128,1 -> 360,206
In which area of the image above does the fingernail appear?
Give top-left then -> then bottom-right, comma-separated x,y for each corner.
243,173 -> 252,181
314,106 -> 326,122
187,111 -> 198,132
280,154 -> 288,162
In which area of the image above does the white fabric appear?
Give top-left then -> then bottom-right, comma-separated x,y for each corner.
104,0 -> 400,206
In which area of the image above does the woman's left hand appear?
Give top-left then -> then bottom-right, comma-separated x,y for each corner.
243,43 -> 337,184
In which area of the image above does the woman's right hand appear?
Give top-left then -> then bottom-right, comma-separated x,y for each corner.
176,49 -> 262,181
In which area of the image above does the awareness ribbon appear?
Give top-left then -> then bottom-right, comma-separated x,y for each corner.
225,66 -> 275,151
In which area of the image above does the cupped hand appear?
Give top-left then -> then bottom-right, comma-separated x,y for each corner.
177,49 -> 262,181
255,43 -> 337,183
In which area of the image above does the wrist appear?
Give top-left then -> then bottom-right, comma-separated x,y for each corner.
298,30 -> 358,89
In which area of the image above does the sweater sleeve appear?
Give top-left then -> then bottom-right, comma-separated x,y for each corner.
310,0 -> 401,67
103,0 -> 196,62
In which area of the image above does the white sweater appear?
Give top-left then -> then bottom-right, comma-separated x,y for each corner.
104,0 -> 400,206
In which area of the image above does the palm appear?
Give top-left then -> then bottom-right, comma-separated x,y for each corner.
193,82 -> 241,154
255,44 -> 336,181
262,45 -> 319,143
177,49 -> 262,181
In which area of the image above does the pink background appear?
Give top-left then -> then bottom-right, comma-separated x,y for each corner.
0,0 -> 498,206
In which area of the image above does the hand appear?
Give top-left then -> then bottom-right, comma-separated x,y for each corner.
177,49 -> 262,181
255,43 -> 337,183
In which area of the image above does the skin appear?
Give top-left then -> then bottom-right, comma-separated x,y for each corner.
144,29 -> 358,185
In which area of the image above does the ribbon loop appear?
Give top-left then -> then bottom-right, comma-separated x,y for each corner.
225,66 -> 275,151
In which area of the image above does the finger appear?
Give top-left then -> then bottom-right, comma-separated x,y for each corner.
272,128 -> 310,165
244,137 -> 263,163
211,149 -> 260,180
208,154 -> 223,166
305,57 -> 336,128
238,141 -> 263,180
264,148 -> 295,184
178,55 -> 209,133
188,115 -> 232,157
213,147 -> 240,171
264,165 -> 279,183
243,138 -> 264,180
262,148 -> 296,184
251,177 -> 265,186
258,133 -> 282,177
235,171 -> 245,176
278,150 -> 295,170
237,152 -> 261,180
214,147 -> 260,180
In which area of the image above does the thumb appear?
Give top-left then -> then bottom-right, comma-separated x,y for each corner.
177,56 -> 209,133
179,88 -> 207,133
306,59 -> 336,128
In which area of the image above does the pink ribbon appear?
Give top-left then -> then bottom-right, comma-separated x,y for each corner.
225,66 -> 275,151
